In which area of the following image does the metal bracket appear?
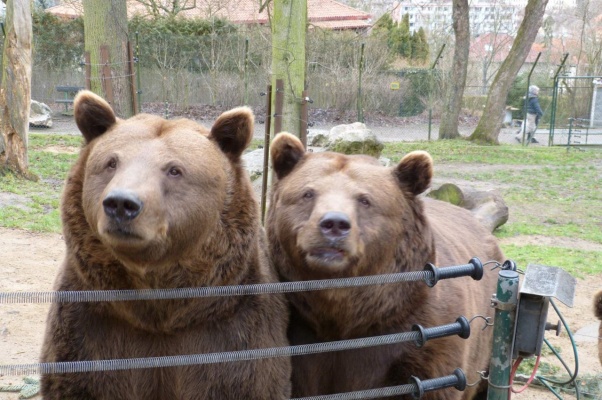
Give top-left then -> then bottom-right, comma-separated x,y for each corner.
520,264 -> 576,307
490,294 -> 516,311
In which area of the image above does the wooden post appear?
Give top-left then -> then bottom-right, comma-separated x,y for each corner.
127,41 -> 138,114
261,84 -> 273,225
100,45 -> 114,107
300,90 -> 309,149
84,51 -> 91,90
357,43 -> 365,123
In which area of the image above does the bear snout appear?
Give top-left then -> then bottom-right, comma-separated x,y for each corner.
319,211 -> 351,240
103,189 -> 144,222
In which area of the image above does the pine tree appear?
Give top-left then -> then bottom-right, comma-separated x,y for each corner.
399,14 -> 412,58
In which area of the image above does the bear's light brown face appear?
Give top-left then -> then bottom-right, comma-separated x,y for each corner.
82,118 -> 227,266
269,133 -> 433,277
72,91 -> 254,269
274,155 -> 401,273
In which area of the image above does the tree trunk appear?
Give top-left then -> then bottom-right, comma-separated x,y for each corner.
83,0 -> 134,118
438,0 -> 470,140
469,0 -> 549,144
271,0 -> 307,137
0,0 -> 34,179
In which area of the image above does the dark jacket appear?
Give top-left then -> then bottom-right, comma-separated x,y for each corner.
527,94 -> 543,118
526,94 -> 543,125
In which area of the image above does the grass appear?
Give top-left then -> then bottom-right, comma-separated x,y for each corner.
385,139 -> 602,277
1,136 -> 601,276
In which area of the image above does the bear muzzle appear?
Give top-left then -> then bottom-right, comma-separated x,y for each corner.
103,189 -> 144,223
319,211 -> 351,240
300,211 -> 358,269
101,189 -> 146,240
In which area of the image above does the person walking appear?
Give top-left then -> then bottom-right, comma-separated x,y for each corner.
515,85 -> 544,144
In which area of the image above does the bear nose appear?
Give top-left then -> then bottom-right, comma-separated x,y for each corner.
103,190 -> 143,221
319,212 -> 351,239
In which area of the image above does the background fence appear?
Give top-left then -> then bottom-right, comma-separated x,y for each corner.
6,12 -> 600,143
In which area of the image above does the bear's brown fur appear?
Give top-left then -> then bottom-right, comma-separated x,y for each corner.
266,132 -> 504,400
40,91 -> 291,400
595,290 -> 602,365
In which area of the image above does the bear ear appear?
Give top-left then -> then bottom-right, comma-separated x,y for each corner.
209,106 -> 254,161
394,150 -> 433,195
73,90 -> 117,144
271,132 -> 305,180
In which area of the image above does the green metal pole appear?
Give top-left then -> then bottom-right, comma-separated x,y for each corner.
487,269 -> 519,400
549,53 -> 569,146
549,76 -> 558,145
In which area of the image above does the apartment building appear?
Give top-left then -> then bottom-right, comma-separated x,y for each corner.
391,0 -> 522,36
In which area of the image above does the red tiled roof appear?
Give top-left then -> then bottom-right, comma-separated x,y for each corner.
47,0 -> 371,30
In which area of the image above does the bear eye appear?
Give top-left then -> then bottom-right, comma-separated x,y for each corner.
106,158 -> 117,169
358,195 -> 371,207
302,190 -> 314,200
167,167 -> 182,177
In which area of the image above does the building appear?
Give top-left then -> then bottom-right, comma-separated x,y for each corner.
391,0 -> 521,36
46,0 -> 372,31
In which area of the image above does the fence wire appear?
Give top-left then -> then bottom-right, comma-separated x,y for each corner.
0,270 -> 431,304
0,330 -> 422,376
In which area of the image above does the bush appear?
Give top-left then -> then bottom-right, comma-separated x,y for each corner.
395,68 -> 438,117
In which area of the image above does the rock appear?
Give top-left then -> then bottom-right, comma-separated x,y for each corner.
29,100 -> 53,128
325,122 -> 384,158
307,129 -> 330,147
428,183 -> 509,232
378,156 -> 391,167
242,148 -> 266,181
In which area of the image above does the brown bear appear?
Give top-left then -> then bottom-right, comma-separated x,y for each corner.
595,290 -> 602,365
266,132 -> 504,400
40,91 -> 291,400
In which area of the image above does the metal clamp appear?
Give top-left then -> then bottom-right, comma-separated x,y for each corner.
490,294 -> 516,311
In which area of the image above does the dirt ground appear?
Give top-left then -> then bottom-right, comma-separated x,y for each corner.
0,114 -> 600,399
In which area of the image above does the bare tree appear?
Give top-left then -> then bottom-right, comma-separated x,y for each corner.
438,0 -> 469,139
0,0 -> 35,179
469,0 -> 549,144
135,0 -> 198,17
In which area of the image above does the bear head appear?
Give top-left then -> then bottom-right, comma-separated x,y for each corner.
67,91 -> 255,274
267,132 -> 435,281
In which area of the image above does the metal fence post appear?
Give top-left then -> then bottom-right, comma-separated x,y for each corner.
487,269 -> 519,400
548,53 -> 569,146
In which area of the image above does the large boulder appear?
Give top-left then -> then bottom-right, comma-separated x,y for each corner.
427,183 -> 509,232
29,100 -> 53,128
325,122 -> 384,158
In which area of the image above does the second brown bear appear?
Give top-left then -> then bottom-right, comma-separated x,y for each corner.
267,132 -> 503,400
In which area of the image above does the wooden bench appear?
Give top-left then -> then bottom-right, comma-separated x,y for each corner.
55,86 -> 84,114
